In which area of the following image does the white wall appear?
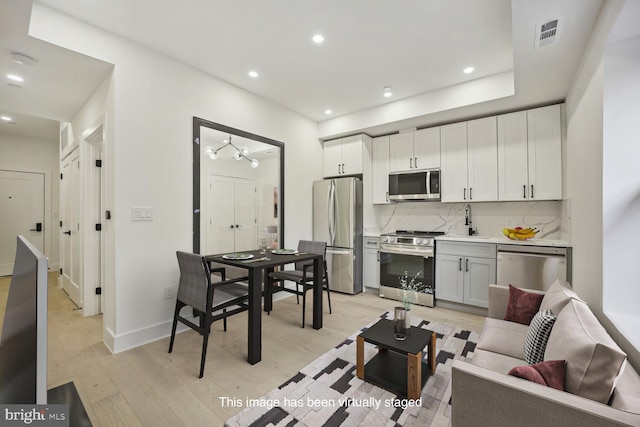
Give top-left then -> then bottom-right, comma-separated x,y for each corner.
602,33 -> 640,351
0,132 -> 60,269
30,4 -> 321,352
564,0 -> 640,367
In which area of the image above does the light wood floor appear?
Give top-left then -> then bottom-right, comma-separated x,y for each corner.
0,272 -> 485,426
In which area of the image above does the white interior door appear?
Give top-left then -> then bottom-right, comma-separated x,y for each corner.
207,174 -> 235,254
206,174 -> 257,254
0,170 -> 45,276
61,151 -> 82,307
234,178 -> 257,252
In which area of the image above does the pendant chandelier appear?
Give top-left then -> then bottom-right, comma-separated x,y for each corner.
204,135 -> 259,168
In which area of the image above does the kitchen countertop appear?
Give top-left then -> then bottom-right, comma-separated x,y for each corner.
435,235 -> 571,247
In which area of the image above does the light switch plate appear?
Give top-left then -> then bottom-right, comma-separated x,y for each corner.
132,207 -> 153,221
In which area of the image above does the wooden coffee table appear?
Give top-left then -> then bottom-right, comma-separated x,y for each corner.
356,319 -> 436,399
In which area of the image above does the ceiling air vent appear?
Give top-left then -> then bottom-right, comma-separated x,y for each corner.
535,18 -> 561,49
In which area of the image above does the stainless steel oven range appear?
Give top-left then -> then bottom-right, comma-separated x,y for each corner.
378,230 -> 444,308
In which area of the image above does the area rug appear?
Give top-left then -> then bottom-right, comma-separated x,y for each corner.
225,312 -> 479,427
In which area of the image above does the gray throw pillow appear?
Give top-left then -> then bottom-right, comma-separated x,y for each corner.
524,309 -> 556,365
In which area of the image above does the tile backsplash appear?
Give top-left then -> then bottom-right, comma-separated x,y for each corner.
373,200 -> 568,241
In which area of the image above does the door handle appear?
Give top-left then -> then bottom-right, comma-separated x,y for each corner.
63,230 -> 71,235
523,185 -> 526,198
30,223 -> 42,232
459,258 -> 462,271
531,185 -> 534,199
465,258 -> 469,272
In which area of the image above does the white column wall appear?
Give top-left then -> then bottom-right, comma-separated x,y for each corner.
564,0 -> 640,367
30,4 -> 321,352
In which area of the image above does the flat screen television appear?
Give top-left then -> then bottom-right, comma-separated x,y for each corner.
0,235 -> 48,404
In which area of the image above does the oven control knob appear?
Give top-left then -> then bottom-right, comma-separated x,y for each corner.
388,237 -> 395,243
415,238 -> 422,245
423,239 -> 430,245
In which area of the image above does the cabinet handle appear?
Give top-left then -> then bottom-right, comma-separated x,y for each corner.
465,258 -> 469,272
463,188 -> 466,200
469,187 -> 472,200
409,158 -> 413,169
377,251 -> 380,262
531,185 -> 534,199
459,258 -> 462,271
523,185 -> 526,198
338,164 -> 341,175
385,191 -> 389,202
414,157 -> 418,169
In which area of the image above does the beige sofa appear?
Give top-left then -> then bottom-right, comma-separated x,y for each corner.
451,281 -> 640,427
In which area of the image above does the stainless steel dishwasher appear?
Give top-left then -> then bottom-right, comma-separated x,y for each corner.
496,245 -> 571,291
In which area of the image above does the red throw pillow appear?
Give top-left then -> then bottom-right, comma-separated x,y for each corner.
504,284 -> 544,325
509,360 -> 566,391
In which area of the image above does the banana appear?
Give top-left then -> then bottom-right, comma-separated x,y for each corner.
503,227 -> 538,240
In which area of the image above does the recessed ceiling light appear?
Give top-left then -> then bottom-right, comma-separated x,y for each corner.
7,74 -> 24,82
248,70 -> 259,78
463,67 -> 475,74
1,115 -> 13,121
324,109 -> 333,115
383,86 -> 393,98
312,34 -> 325,44
10,52 -> 36,66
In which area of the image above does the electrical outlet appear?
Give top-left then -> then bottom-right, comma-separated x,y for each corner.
164,285 -> 174,299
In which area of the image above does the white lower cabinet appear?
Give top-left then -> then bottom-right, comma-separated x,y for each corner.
435,241 -> 496,308
363,237 -> 380,289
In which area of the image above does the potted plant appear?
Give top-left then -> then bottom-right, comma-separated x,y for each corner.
399,270 -> 422,328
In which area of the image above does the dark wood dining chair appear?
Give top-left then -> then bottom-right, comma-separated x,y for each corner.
169,251 -> 250,378
267,240 -> 332,328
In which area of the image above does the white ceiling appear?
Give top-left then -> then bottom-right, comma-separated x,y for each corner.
1,0 -> 605,139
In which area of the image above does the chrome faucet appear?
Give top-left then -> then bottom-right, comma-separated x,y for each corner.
465,204 -> 477,236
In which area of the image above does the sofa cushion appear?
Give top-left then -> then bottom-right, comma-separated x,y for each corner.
509,360 -> 566,391
504,284 -> 544,325
471,348 -> 525,374
539,279 -> 580,315
610,363 -> 640,414
545,299 -> 627,404
524,309 -> 557,365
477,318 -> 528,360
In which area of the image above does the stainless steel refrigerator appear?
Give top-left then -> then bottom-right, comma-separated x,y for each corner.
313,177 -> 363,294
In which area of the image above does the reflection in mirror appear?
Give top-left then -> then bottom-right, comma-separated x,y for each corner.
193,118 -> 284,255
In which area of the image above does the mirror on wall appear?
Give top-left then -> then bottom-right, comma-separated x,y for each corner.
193,118 -> 284,255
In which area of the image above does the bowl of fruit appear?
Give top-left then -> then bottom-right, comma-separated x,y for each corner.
503,227 -> 538,240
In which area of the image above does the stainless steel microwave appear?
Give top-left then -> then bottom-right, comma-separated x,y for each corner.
388,169 -> 441,201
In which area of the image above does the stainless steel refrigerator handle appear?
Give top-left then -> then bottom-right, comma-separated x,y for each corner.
328,181 -> 335,245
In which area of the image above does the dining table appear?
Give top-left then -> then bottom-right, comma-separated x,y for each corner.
205,249 -> 323,365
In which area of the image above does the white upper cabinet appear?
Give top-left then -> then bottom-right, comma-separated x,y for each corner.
413,127 -> 441,170
372,136 -> 391,204
323,135 -> 364,177
323,139 -> 344,177
389,132 -> 414,172
467,116 -> 498,202
441,122 -> 468,202
527,105 -> 562,200
441,118 -> 498,203
498,104 -> 562,201
389,128 -> 440,173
